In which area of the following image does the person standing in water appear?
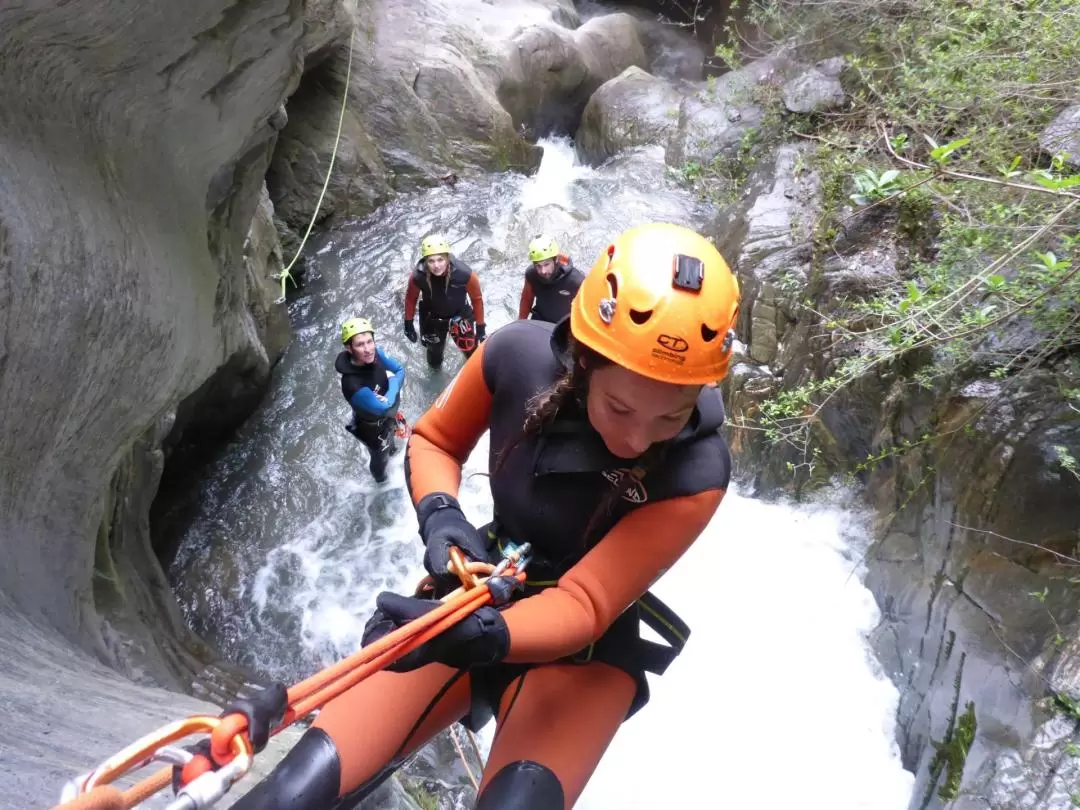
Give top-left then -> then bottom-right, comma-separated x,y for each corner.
231,222 -> 741,809
517,234 -> 584,324
403,234 -> 486,368
336,317 -> 406,484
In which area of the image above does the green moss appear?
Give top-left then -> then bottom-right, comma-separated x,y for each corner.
921,653 -> 976,807
400,777 -> 440,810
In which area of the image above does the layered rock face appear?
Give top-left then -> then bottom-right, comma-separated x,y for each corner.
709,109 -> 1080,810
0,0 -> 301,686
0,1 -> 306,806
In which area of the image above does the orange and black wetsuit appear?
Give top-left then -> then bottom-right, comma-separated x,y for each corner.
231,318 -> 731,810
516,255 -> 584,323
403,257 -> 485,367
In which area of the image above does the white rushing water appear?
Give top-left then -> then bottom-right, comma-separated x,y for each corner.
168,137 -> 914,808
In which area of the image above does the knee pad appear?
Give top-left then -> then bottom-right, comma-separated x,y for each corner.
475,760 -> 565,810
229,727 -> 341,810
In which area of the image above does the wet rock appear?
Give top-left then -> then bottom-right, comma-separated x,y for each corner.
267,45 -> 394,229
861,374 -> 1080,809
574,66 -> 684,165
664,52 -> 805,170
715,144 -> 821,368
498,12 -> 649,135
302,0 -> 357,62
782,58 -> 846,114
245,184 -> 293,358
1039,104 -> 1080,167
0,0 -> 303,664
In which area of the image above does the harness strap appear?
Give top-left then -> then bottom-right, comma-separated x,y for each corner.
492,532 -> 690,675
634,591 -> 690,675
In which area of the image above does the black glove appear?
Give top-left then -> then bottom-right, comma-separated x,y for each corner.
475,322 -> 486,343
361,591 -> 510,672
404,319 -> 418,343
222,681 -> 289,753
172,680 -> 289,789
416,493 -> 490,583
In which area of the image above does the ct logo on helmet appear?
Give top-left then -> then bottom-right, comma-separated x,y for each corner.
656,334 -> 689,353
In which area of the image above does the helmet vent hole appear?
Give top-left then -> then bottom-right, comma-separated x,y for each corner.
630,309 -> 653,325
701,324 -> 719,342
606,273 -> 619,299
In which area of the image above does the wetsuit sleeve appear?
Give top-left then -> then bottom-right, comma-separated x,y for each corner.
351,387 -> 393,418
466,272 -> 485,325
378,348 -> 405,376
501,488 -> 725,663
385,376 -> 403,405
517,279 -> 534,320
405,341 -> 493,504
404,275 -> 421,321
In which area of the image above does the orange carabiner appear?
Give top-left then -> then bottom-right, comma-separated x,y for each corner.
59,715 -> 253,808
448,546 -> 482,590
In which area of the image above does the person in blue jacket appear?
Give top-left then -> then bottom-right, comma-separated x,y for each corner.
336,317 -> 406,483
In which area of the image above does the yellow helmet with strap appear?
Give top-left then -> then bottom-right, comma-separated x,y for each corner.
341,317 -> 375,345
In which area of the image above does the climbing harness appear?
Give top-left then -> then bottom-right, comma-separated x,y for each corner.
53,544 -> 531,810
394,410 -> 411,440
448,315 -> 477,354
275,28 -> 356,302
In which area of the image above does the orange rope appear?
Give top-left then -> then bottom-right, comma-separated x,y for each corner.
121,769 -> 172,806
50,786 -> 124,810
53,550 -> 525,810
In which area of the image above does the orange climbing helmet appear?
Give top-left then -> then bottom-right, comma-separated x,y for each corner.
570,222 -> 741,385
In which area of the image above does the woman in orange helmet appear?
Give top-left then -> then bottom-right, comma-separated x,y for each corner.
231,222 -> 741,810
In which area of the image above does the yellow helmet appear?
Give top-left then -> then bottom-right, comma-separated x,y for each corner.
341,317 -> 375,345
420,234 -> 452,259
571,223 -> 740,385
528,235 -> 559,264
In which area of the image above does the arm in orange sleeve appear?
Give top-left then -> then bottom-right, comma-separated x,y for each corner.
404,341 -> 493,505
466,272 -> 485,325
501,488 -> 725,663
404,275 -> 421,321
517,279 -> 535,320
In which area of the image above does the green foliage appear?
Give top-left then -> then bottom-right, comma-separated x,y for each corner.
718,0 -> 1080,470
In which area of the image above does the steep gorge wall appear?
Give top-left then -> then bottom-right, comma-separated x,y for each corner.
0,0 -> 304,687
0,1 -> 310,806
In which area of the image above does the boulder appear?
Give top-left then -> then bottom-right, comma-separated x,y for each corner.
498,12 -> 650,135
575,66 -> 684,165
782,56 -> 846,114
269,0 -> 598,229
663,53 -> 806,170
1040,104 -> 1080,168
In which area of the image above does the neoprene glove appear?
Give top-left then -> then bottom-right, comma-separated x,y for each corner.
222,681 -> 289,753
361,591 -> 510,672
404,320 -> 418,343
475,323 -> 487,342
416,493 -> 490,583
